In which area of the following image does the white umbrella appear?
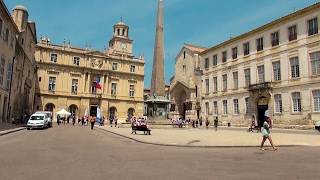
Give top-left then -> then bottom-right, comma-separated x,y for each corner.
56,108 -> 71,115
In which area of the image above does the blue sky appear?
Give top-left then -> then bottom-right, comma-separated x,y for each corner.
3,0 -> 320,88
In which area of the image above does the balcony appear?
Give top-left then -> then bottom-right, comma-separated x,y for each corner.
248,82 -> 272,91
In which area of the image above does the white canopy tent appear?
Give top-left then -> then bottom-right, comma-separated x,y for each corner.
56,108 -> 71,115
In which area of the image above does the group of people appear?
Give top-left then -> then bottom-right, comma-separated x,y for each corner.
168,117 -> 219,130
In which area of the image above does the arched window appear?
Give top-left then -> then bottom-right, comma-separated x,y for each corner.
45,103 -> 55,112
69,105 -> 77,117
117,28 -> 120,35
122,29 -> 125,36
127,108 -> 135,116
109,107 -> 116,118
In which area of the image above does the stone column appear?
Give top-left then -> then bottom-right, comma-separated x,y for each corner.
82,73 -> 86,93
105,75 -> 109,94
100,75 -> 104,94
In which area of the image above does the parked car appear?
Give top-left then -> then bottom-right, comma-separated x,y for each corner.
27,113 -> 49,130
315,121 -> 320,132
34,111 -> 53,127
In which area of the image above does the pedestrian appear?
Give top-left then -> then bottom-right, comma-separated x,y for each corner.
114,116 -> 118,127
109,116 -> 113,127
72,116 -> 76,126
57,114 -> 61,125
199,117 -> 203,129
205,117 -> 210,130
196,119 -> 199,127
214,116 -> 218,131
178,118 -> 183,128
89,115 -> 96,130
260,117 -> 277,151
67,116 -> 70,124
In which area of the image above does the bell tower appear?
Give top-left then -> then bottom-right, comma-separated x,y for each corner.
108,17 -> 133,56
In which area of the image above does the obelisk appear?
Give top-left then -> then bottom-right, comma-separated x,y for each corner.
150,0 -> 165,98
147,0 -> 169,120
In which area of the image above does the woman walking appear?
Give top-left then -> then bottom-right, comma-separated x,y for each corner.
214,116 -> 218,131
260,118 -> 277,151
205,117 -> 210,130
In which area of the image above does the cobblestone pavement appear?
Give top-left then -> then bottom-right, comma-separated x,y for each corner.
95,124 -> 320,147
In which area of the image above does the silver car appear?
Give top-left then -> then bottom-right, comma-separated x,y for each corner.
27,114 -> 49,130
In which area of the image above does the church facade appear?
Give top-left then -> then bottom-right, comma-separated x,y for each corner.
169,44 -> 206,120
200,2 -> 320,128
34,21 -> 145,121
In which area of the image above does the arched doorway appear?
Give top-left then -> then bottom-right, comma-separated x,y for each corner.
257,96 -> 268,127
127,108 -> 135,117
177,90 -> 187,120
45,103 -> 55,112
69,104 -> 77,117
109,107 -> 117,118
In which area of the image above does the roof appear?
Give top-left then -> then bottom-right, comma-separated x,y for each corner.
200,1 -> 320,55
13,5 -> 28,13
184,43 -> 207,53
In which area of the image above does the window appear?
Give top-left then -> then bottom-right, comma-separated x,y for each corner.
257,38 -> 263,51
245,97 -> 251,114
244,69 -> 250,87
3,27 -> 9,43
222,51 -> 227,63
182,65 -> 186,74
232,47 -> 237,59
292,92 -> 301,112
130,65 -> 135,72
233,99 -> 239,114
111,83 -> 117,95
205,102 -> 209,116
129,85 -> 134,97
274,94 -> 282,113
290,57 -> 299,78
0,18 -> 3,36
10,36 -> 14,49
70,105 -> 77,117
39,77 -> 41,82
222,74 -> 227,90
6,62 -> 12,89
71,79 -> 78,93
48,77 -> 56,91
205,79 -> 209,94
213,101 -> 218,115
258,65 -> 264,83
244,43 -> 250,55
51,54 -> 57,63
73,57 -> 80,66
91,82 -> 97,94
223,100 -> 228,115
213,55 -> 217,66
205,58 -> 209,68
183,51 -> 186,59
112,63 -> 118,70
213,77 -> 217,92
273,61 -> 281,81
195,85 -> 198,97
308,18 -> 318,36
310,51 -> 320,75
271,32 -> 279,47
233,72 -> 238,89
288,25 -> 297,41
0,56 -> 5,86
313,90 -> 320,112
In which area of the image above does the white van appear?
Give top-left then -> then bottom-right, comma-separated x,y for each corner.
34,111 -> 53,127
27,113 -> 49,130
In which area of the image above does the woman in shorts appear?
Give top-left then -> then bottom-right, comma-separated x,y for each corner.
260,117 -> 277,151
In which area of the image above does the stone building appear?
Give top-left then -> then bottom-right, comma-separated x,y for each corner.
169,44 -> 206,120
200,2 -> 320,128
0,1 -> 19,122
10,5 -> 37,123
34,20 -> 145,122
0,3 -> 36,123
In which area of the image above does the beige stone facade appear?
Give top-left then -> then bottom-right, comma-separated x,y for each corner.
34,21 -> 145,122
9,5 -> 37,123
169,44 -> 206,120
200,3 -> 320,128
0,1 -> 19,122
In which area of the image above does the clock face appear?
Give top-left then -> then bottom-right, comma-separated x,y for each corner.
121,43 -> 127,49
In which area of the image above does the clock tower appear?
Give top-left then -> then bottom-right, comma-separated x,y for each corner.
108,19 -> 133,56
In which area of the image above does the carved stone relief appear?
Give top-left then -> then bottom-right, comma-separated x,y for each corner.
91,58 -> 103,68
